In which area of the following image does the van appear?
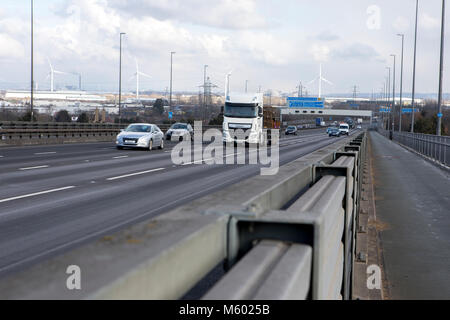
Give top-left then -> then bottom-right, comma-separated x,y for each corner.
339,123 -> 350,136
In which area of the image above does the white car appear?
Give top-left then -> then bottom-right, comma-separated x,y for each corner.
116,123 -> 164,150
339,123 -> 350,136
165,123 -> 193,141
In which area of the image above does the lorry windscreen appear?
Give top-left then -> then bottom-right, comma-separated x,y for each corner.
224,103 -> 258,118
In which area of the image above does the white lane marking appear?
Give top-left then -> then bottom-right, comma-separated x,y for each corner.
19,165 -> 49,171
0,156 -> 3,158
34,152 -> 57,155
107,168 -> 165,181
113,155 -> 129,159
182,158 -> 215,166
0,186 -> 76,204
224,152 -> 242,158
181,153 -> 242,166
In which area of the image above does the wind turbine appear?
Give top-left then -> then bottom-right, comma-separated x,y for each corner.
307,64 -> 333,98
46,58 -> 70,92
130,58 -> 151,101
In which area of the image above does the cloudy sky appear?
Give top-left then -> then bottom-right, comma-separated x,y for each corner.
0,0 -> 448,96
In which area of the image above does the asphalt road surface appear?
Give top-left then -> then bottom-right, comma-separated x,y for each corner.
0,128 -> 357,276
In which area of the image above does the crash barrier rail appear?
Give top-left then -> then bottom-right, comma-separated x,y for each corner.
0,131 -> 366,300
0,122 -> 222,144
379,129 -> 449,167
204,138 -> 366,300
0,121 -> 325,145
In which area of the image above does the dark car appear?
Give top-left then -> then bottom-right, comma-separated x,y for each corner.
328,127 -> 341,137
285,126 -> 298,135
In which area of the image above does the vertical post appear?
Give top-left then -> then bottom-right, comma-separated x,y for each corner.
386,68 -> 391,130
437,0 -> 445,136
225,71 -> 232,99
391,55 -> 396,132
398,34 -> 404,132
30,0 -> 34,122
411,0 -> 419,133
245,80 -> 248,93
170,52 -> 175,108
118,32 -> 125,126
203,65 -> 208,122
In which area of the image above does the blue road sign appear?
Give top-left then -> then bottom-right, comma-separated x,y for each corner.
287,97 -> 324,108
379,107 -> 391,113
168,112 -> 173,119
350,104 -> 359,108
438,113 -> 443,118
402,108 -> 419,114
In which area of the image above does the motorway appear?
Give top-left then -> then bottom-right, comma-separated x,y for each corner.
0,128 -> 357,276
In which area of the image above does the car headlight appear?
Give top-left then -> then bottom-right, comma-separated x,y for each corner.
138,137 -> 148,144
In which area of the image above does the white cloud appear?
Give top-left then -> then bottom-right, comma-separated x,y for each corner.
108,0 -> 267,29
333,43 -> 381,61
311,44 -> 330,62
420,13 -> 440,30
393,16 -> 409,32
0,0 -> 447,93
0,33 -> 25,59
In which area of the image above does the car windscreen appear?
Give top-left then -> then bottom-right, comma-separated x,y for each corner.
125,125 -> 152,133
224,103 -> 258,118
340,125 -> 348,129
171,124 -> 188,130
287,127 -> 296,130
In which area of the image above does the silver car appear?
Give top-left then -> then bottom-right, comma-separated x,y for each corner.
116,123 -> 164,150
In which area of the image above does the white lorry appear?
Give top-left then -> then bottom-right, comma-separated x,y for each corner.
223,93 -> 263,144
222,93 -> 280,145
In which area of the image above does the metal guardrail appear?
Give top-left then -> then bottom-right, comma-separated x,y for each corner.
0,121 -> 126,130
0,132 -> 367,300
0,122 -> 222,144
379,129 -> 449,167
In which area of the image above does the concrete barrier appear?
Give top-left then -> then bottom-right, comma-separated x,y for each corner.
0,132 -> 367,300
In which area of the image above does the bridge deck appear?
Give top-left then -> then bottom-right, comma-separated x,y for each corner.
370,132 -> 450,299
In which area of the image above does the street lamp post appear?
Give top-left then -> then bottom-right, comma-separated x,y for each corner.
397,34 -> 404,132
437,0 -> 445,136
383,81 -> 387,126
203,64 -> 208,107
169,52 -> 176,108
391,54 -> 396,131
226,71 -> 232,99
203,64 -> 208,122
118,32 -> 126,126
411,0 -> 419,133
386,67 -> 391,130
245,80 -> 249,93
30,0 -> 34,122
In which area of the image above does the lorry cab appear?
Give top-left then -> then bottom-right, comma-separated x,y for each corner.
222,93 -> 264,144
